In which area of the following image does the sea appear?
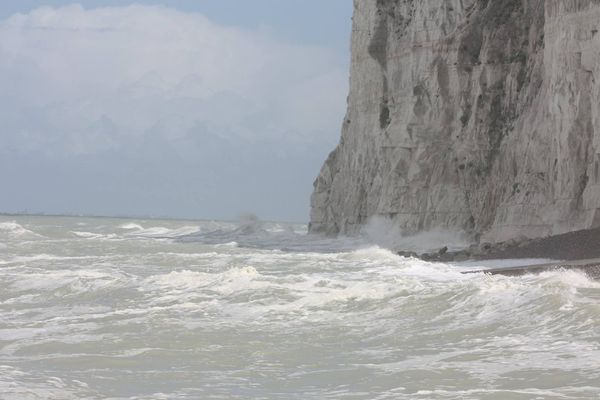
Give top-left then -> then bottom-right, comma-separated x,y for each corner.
0,215 -> 599,399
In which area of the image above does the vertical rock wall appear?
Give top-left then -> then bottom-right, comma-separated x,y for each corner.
310,0 -> 600,243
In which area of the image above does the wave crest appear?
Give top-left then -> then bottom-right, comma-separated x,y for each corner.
0,221 -> 42,239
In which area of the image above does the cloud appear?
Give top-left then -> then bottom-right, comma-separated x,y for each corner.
0,4 -> 347,151
0,4 -> 348,220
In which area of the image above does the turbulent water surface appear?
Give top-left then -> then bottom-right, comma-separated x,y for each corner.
0,215 -> 599,399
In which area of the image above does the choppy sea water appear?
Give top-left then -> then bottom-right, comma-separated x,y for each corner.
0,215 -> 599,400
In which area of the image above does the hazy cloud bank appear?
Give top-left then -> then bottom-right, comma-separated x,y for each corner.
0,4 -> 348,221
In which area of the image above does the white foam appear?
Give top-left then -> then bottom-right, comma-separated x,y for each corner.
127,225 -> 200,238
0,221 -> 42,238
136,243 -> 600,325
3,216 -> 600,398
72,231 -> 122,241
166,225 -> 201,236
214,241 -> 239,248
2,254 -> 106,265
0,365 -> 91,400
5,267 -> 129,297
344,245 -> 402,261
120,222 -> 144,230
539,269 -> 600,289
143,266 -> 264,296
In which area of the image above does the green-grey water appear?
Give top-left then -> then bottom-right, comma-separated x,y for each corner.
1,215 -> 599,399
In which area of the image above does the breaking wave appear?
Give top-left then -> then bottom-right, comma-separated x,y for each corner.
1,215 -> 599,399
123,223 -> 200,238
0,221 -> 42,239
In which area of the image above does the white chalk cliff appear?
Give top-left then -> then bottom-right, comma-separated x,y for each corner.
310,0 -> 600,242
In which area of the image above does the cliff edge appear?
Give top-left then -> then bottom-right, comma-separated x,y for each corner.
310,0 -> 600,243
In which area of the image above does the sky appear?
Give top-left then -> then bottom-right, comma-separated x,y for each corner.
0,1 -> 352,222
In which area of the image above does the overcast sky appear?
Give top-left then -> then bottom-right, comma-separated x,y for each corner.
0,1 -> 352,222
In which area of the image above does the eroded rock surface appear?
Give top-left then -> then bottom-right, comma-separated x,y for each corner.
310,0 -> 600,243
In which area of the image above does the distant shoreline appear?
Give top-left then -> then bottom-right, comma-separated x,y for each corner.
0,212 -> 307,226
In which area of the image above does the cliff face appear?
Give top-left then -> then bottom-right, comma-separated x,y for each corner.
310,0 -> 600,243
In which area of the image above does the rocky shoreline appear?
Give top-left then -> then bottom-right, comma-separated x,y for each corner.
400,227 -> 600,263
